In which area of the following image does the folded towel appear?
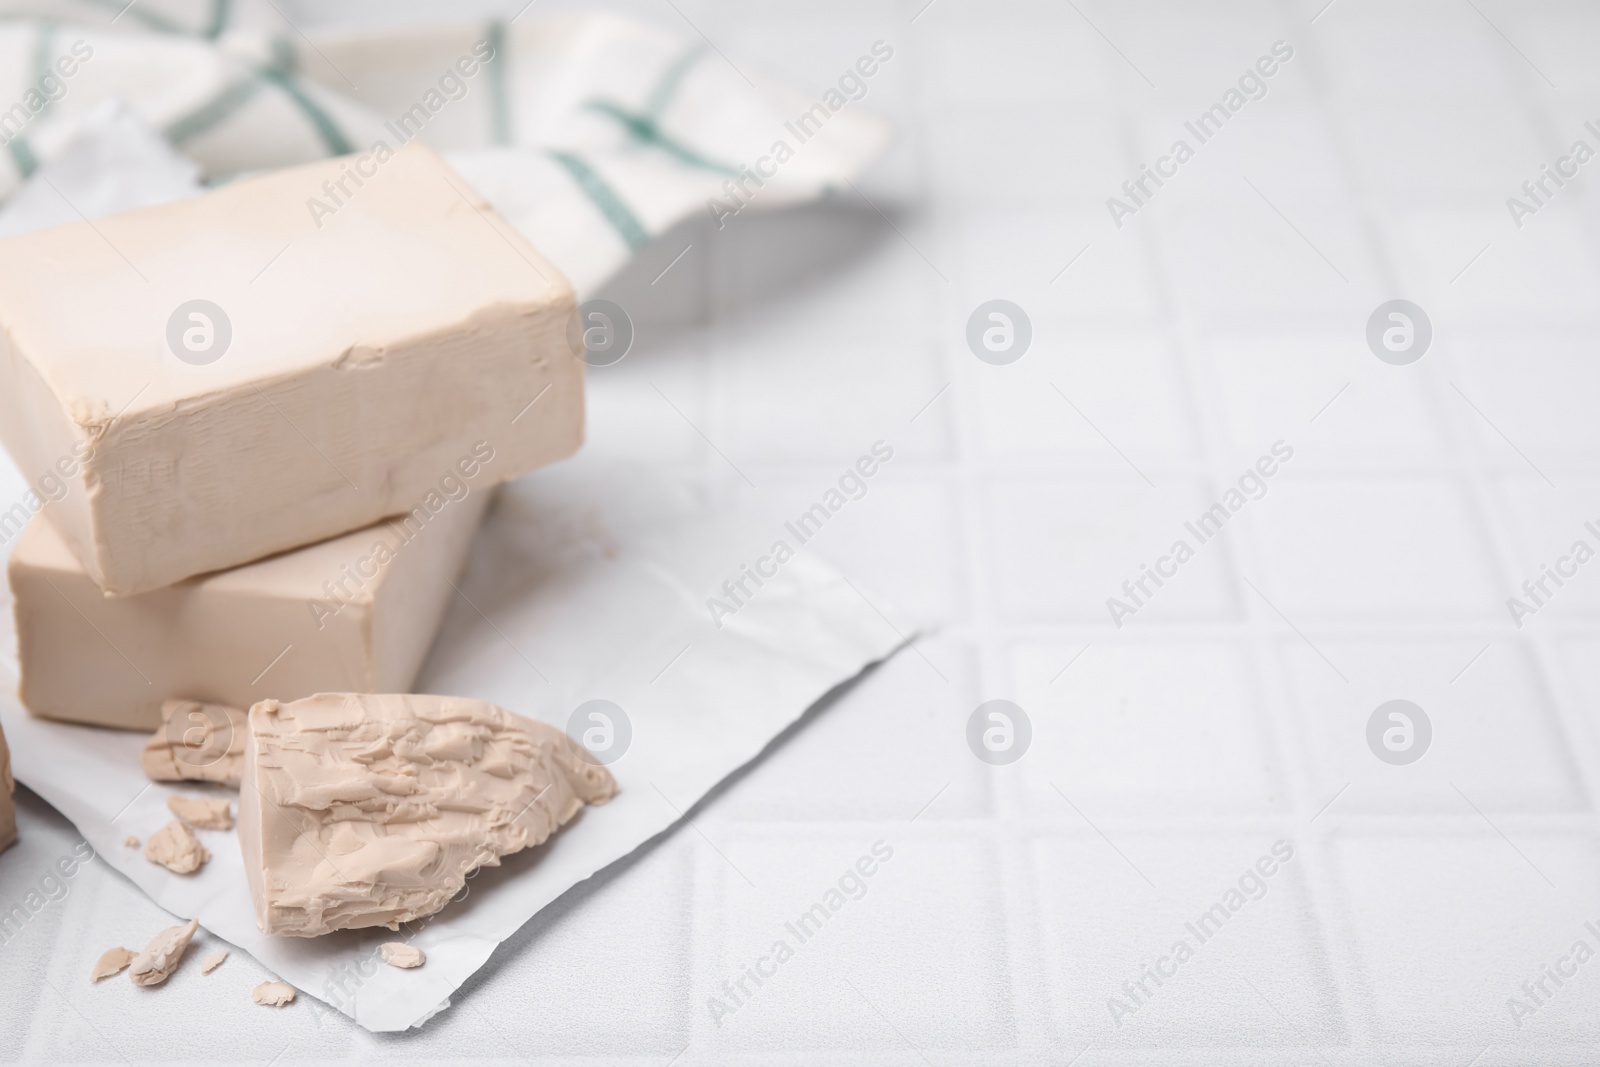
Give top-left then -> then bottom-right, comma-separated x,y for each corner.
0,1 -> 891,292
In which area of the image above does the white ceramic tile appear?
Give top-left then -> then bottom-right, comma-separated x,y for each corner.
1069,2 -> 1293,100
947,211 -> 1161,323
738,472 -> 969,625
1557,637 -> 1600,731
711,831 -> 1014,1054
1330,834 -> 1600,1044
1521,9 -> 1600,94
1280,638 -> 1585,815
970,330 -> 1199,466
717,323 -> 952,465
1243,477 -> 1504,622
1390,210 -> 1600,325
947,210 -> 1104,295
1204,333 -> 1449,461
924,104 -> 1129,206
927,18 -> 1109,103
1341,100 -> 1544,198
1445,333 -> 1600,464
1136,108 -> 1353,205
1011,640 -> 1283,816
986,477 -> 1242,625
1495,478 -> 1600,625
1315,0 -> 1521,99
1034,832 -> 1342,1049
1152,189 -> 1378,326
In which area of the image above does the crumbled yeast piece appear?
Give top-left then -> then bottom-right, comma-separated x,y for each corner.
91,946 -> 134,982
381,943 -> 425,969
144,820 -> 210,874
240,693 -> 618,936
123,836 -> 139,848
167,794 -> 232,831
252,980 -> 296,1007
200,950 -> 228,975
129,919 -> 198,987
141,701 -> 247,786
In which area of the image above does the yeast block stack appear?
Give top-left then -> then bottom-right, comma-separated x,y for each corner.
0,143 -> 583,733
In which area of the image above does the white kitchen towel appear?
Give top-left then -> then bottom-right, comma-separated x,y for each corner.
0,2 -> 892,294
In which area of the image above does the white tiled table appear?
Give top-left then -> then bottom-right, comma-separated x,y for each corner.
6,0 -> 1600,1062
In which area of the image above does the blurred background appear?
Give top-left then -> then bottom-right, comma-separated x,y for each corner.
7,1 -> 1600,1064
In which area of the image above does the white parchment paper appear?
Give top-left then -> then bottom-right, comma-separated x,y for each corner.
0,455 -> 913,1031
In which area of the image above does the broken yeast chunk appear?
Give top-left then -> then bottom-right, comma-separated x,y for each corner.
381,943 -> 425,969
167,795 -> 232,830
0,142 -> 580,596
239,693 -> 617,936
11,480 -> 491,732
129,919 -> 197,987
252,980 -> 295,1006
144,820 -> 209,874
91,946 -> 134,982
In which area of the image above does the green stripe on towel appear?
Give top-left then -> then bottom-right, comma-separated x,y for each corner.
549,151 -> 648,250
261,68 -> 355,156
164,78 -> 264,144
206,0 -> 232,39
486,21 -> 510,145
167,66 -> 353,159
32,24 -> 56,122
6,137 -> 38,179
584,46 -> 736,177
583,100 -> 739,177
646,45 -> 705,117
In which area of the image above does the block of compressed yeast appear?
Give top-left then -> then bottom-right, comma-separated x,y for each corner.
239,693 -> 617,936
0,717 -> 14,853
9,483 -> 492,732
0,141 -> 580,596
